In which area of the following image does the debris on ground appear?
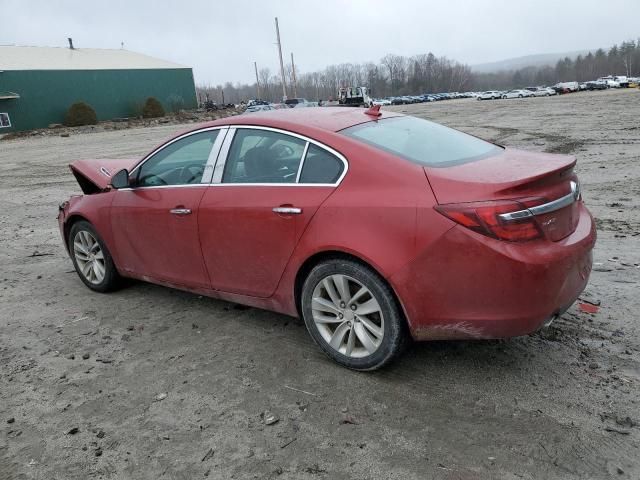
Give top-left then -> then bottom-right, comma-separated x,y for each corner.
261,412 -> 280,426
201,448 -> 215,462
579,302 -> 600,314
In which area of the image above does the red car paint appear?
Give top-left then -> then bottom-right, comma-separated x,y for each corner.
58,108 -> 596,340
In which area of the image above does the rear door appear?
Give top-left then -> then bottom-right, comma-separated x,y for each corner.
110,127 -> 226,287
198,127 -> 346,298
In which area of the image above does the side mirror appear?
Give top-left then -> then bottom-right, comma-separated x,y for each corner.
111,168 -> 130,189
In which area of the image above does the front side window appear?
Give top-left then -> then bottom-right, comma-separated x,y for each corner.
137,130 -> 218,187
342,116 -> 501,167
223,129 -> 306,183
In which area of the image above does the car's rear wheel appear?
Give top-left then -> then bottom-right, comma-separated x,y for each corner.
68,220 -> 121,292
301,259 -> 407,370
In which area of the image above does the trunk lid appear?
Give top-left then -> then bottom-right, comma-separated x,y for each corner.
69,158 -> 138,194
426,147 -> 580,241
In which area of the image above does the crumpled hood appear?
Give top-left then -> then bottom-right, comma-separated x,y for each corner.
69,158 -> 138,193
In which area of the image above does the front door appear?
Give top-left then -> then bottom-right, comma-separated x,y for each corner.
111,129 -> 223,288
198,128 -> 346,297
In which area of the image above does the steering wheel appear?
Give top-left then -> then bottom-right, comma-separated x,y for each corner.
179,164 -> 205,184
139,174 -> 168,186
272,144 -> 295,159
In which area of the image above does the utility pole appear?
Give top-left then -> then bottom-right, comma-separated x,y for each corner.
254,61 -> 261,99
275,17 -> 287,101
291,52 -> 298,98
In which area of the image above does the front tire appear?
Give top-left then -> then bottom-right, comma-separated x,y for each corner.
68,220 -> 121,292
301,259 -> 407,370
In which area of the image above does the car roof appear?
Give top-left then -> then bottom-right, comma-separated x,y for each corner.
202,107 -> 403,134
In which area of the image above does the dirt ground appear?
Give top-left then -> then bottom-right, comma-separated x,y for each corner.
1,89 -> 638,480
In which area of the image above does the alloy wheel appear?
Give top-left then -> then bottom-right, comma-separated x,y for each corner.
311,274 -> 385,358
73,230 -> 105,284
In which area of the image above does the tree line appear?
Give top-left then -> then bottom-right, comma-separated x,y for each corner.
197,39 -> 640,104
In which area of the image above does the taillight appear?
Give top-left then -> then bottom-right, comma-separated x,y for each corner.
435,199 -> 545,242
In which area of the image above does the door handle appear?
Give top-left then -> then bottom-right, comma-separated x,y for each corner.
170,208 -> 192,215
272,206 -> 302,215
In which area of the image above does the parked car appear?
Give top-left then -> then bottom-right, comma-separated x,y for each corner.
532,87 -> 557,97
477,91 -> 501,100
586,81 -> 608,90
372,98 -> 391,106
284,98 -> 309,107
59,108 -> 595,370
244,105 -> 274,113
247,99 -> 270,107
501,89 -> 533,99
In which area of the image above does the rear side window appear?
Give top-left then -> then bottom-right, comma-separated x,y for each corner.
299,145 -> 344,184
342,116 -> 501,167
223,128 -> 306,183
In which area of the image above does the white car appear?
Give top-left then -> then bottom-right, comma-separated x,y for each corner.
501,89 -> 533,99
372,98 -> 391,106
477,91 -> 501,100
532,87 -> 556,97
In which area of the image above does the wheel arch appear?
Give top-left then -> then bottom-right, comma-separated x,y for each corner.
63,214 -> 92,249
293,250 -> 410,329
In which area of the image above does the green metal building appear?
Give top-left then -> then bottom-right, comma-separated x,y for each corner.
0,45 -> 197,132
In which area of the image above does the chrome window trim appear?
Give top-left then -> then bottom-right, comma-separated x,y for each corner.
128,126 -> 229,181
212,128 -> 236,183
201,128 -> 229,183
498,181 -> 580,222
294,142 -> 311,183
211,124 -> 349,187
118,184 -> 212,192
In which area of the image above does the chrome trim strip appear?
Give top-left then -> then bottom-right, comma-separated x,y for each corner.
210,124 -> 349,187
212,128 -> 236,184
117,184 -> 209,191
295,142 -> 310,183
129,126 -> 229,178
201,127 -> 229,183
498,181 -> 580,222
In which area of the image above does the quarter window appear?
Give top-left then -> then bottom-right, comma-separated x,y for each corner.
137,130 -> 219,187
299,144 -> 344,184
222,129 -> 306,184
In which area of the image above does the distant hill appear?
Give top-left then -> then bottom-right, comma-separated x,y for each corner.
471,50 -> 592,73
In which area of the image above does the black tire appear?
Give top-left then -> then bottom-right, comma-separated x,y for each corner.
300,259 -> 408,370
68,220 -> 121,292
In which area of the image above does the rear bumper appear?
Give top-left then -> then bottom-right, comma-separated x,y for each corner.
391,202 -> 596,340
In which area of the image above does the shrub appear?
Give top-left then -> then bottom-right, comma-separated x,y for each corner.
142,97 -> 165,118
64,102 -> 97,127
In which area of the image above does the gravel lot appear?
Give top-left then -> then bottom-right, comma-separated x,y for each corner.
1,88 -> 639,479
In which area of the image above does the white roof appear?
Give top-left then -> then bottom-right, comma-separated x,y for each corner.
0,46 -> 189,71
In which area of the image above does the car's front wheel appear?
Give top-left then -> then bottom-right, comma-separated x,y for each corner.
301,259 -> 407,370
68,220 -> 121,292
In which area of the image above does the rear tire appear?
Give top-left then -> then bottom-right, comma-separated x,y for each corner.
301,259 -> 408,370
68,220 -> 121,292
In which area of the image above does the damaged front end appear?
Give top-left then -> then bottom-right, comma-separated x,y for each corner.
58,158 -> 138,251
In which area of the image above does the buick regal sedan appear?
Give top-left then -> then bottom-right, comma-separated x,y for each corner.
59,107 -> 596,370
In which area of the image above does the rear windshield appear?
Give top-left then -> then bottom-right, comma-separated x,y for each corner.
341,116 -> 501,167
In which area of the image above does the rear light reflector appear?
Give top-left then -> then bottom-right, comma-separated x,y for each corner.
435,199 -> 545,242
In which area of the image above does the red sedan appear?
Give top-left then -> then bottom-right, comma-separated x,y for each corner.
58,107 -> 596,370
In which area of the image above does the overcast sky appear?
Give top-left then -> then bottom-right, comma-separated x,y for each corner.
2,0 -> 639,85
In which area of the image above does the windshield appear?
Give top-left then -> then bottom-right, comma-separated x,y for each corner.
341,116 -> 502,167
